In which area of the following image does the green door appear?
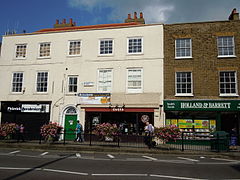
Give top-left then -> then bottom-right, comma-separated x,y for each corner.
65,115 -> 77,140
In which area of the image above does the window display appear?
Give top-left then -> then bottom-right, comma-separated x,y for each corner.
166,119 -> 216,139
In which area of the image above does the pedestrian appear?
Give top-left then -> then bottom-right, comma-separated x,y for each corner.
17,124 -> 25,142
230,128 -> 238,150
144,121 -> 155,148
74,121 -> 83,142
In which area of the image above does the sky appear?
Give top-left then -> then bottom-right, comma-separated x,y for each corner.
0,0 -> 240,40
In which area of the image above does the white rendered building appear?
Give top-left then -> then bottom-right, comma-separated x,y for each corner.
0,15 -> 164,139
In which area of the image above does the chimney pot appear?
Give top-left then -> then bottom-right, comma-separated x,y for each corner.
69,18 -> 73,24
128,14 -> 131,19
140,12 -> 143,18
63,19 -> 66,24
56,19 -> 59,24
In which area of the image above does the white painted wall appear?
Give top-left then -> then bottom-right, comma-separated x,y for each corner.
0,24 -> 164,127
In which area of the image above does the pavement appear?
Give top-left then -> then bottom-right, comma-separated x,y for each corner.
0,140 -> 240,160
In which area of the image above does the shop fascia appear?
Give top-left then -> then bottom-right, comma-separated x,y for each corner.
164,100 -> 240,111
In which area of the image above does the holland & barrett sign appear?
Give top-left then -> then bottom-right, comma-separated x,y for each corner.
164,100 -> 240,111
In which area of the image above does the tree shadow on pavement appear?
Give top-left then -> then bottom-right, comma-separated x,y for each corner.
3,154 -> 75,180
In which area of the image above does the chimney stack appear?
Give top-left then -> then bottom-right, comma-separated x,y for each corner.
54,18 -> 77,28
124,12 -> 145,24
229,8 -> 239,21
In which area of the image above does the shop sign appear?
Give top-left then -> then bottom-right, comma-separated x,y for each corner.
164,100 -> 240,111
112,107 -> 125,112
2,103 -> 50,113
77,93 -> 111,105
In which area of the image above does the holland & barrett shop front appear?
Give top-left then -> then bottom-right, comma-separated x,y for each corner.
164,100 -> 240,139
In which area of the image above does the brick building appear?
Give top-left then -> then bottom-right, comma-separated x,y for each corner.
163,9 -> 240,136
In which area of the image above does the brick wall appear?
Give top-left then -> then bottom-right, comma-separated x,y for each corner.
164,20 -> 240,100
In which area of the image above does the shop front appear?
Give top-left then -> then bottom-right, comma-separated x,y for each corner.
0,101 -> 51,139
84,107 -> 155,135
164,100 -> 240,138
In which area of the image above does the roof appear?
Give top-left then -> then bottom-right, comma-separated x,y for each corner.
36,22 -> 145,33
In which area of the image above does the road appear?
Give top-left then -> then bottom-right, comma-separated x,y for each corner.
0,149 -> 239,180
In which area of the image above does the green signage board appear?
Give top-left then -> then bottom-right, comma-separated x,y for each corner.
164,100 -> 240,111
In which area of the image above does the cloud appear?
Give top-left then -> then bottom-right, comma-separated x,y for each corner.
68,0 -> 240,24
68,0 -> 175,23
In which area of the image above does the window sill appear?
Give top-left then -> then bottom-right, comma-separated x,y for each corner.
33,92 -> 49,95
175,56 -> 193,60
10,92 -> 24,95
127,52 -> 144,56
219,94 -> 239,97
14,58 -> 26,60
217,55 -> 236,59
67,55 -> 81,58
98,54 -> 114,57
37,57 -> 51,60
175,94 -> 194,97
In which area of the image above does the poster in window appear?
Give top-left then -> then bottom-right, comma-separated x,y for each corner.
210,120 -> 216,130
166,119 -> 171,126
171,119 -> 178,127
195,120 -> 209,129
178,119 -> 193,128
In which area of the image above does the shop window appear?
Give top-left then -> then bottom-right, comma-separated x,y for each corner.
217,36 -> 235,57
11,72 -> 23,93
219,71 -> 238,96
166,119 -> 216,139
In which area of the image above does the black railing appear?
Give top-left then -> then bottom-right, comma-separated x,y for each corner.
1,130 -> 239,152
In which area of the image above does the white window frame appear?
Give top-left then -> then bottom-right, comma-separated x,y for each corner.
126,68 -> 143,93
175,38 -> 192,59
15,44 -> 27,59
97,69 -> 113,92
36,71 -> 49,93
68,40 -> 81,56
175,72 -> 193,96
217,36 -> 236,58
99,39 -> 114,56
219,71 -> 238,97
67,75 -> 78,93
38,42 -> 51,58
127,37 -> 143,55
11,72 -> 24,93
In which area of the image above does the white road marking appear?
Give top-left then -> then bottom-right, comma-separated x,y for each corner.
107,154 -> 115,159
40,152 -> 49,156
92,174 -> 148,176
76,153 -> 81,158
43,168 -> 88,176
9,150 -> 20,154
142,155 -> 158,161
150,174 -> 206,180
211,158 -> 240,162
178,157 -> 199,162
0,167 -> 30,170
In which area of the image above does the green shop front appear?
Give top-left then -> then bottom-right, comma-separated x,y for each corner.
164,100 -> 240,139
